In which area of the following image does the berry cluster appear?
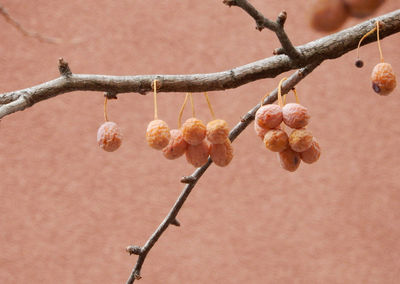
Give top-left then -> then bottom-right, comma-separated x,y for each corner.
255,86 -> 321,172
146,91 -> 233,168
309,0 -> 385,33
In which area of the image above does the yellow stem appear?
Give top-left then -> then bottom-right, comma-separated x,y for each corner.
189,93 -> 195,117
204,92 -> 216,120
153,80 -> 158,120
104,97 -> 109,122
292,88 -> 300,104
178,93 -> 189,128
356,24 -> 377,60
260,91 -> 271,107
376,21 -> 384,62
277,77 -> 287,108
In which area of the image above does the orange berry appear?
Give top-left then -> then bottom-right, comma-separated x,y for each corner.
254,121 -> 269,140
182,117 -> 207,145
186,140 -> 210,167
278,148 -> 301,172
255,104 -> 283,129
206,119 -> 230,144
282,103 -> 310,129
344,0 -> 385,18
308,0 -> 348,32
146,119 -> 171,150
289,128 -> 314,152
300,139 -> 321,164
210,139 -> 234,167
162,129 -> 188,160
371,62 -> 397,96
263,128 -> 289,152
97,121 -> 122,152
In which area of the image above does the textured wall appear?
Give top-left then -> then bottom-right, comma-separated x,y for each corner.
0,1 -> 399,283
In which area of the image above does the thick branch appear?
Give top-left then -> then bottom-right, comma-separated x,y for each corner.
125,61 -> 321,283
0,10 -> 399,120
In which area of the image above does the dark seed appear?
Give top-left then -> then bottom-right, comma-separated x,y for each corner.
355,60 -> 364,68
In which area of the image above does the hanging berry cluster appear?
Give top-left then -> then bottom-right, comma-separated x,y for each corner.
255,78 -> 321,172
145,81 -> 233,168
355,20 -> 397,95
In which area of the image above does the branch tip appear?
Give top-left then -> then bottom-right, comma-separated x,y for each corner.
58,58 -> 72,77
222,0 -> 236,7
180,176 -> 196,184
277,11 -> 287,26
126,245 -> 142,255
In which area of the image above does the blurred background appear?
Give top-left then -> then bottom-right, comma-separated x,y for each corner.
0,1 -> 399,283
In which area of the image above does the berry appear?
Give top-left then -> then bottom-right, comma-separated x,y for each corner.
146,119 -> 171,150
97,121 -> 122,152
210,139 -> 234,167
206,119 -> 230,144
162,129 -> 188,160
186,140 -> 210,167
300,139 -> 321,164
263,128 -> 289,152
282,103 -> 310,129
278,148 -> 301,172
344,0 -> 385,18
371,62 -> 397,96
308,0 -> 348,33
255,104 -> 283,129
182,117 -> 207,145
289,128 -> 314,152
254,121 -> 269,140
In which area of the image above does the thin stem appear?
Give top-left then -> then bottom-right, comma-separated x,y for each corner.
153,80 -> 158,120
104,97 -> 109,122
376,21 -> 384,62
277,77 -> 287,108
292,88 -> 300,104
204,92 -> 216,120
189,93 -> 195,117
178,93 -> 189,128
356,25 -> 377,60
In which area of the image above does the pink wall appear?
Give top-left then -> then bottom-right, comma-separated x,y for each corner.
1,1 -> 399,283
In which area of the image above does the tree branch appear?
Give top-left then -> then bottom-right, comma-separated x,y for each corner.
0,10 -> 399,120
125,61 -> 321,283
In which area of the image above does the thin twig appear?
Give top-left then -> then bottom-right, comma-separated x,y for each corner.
125,61 -> 321,283
0,4 -> 61,44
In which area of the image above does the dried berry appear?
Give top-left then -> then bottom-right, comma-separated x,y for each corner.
162,129 -> 188,160
206,119 -> 230,144
255,104 -> 283,129
300,139 -> 321,164
182,117 -> 207,145
278,148 -> 301,172
186,140 -> 210,167
97,121 -> 122,152
263,128 -> 289,152
308,0 -> 348,32
254,121 -> 269,140
371,62 -> 397,96
210,139 -> 234,167
344,0 -> 385,18
289,128 -> 314,152
282,103 -> 310,129
146,119 -> 171,150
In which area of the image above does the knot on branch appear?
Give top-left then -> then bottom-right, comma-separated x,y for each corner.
126,245 -> 142,256
222,0 -> 237,7
58,58 -> 72,77
104,91 -> 118,100
180,175 -> 196,184
170,218 -> 181,227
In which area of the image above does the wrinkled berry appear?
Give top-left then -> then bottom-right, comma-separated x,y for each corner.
278,148 -> 301,172
289,128 -> 314,152
162,129 -> 188,160
254,121 -> 269,140
263,129 -> 289,152
97,121 -> 123,152
300,139 -> 321,164
206,119 -> 230,144
186,140 -> 210,167
282,103 -> 310,129
308,0 -> 348,32
146,119 -> 171,150
210,139 -> 234,167
182,117 -> 207,145
371,62 -> 397,96
255,104 -> 283,129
